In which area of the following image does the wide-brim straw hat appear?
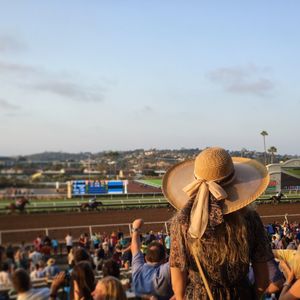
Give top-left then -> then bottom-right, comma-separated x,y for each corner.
162,147 -> 269,214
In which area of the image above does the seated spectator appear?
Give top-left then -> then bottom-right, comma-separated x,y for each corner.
40,243 -> 52,262
28,248 -> 42,270
44,258 -> 60,278
131,219 -> 173,300
92,276 -> 126,300
102,259 -> 120,278
0,262 -> 12,286
14,249 -> 29,270
71,261 -> 95,300
74,247 -> 94,269
112,244 -> 122,266
12,268 -> 50,300
121,243 -> 132,270
30,264 -> 42,281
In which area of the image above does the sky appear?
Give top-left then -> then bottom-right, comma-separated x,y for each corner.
0,1 -> 299,156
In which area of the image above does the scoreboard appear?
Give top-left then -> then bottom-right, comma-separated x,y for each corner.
72,180 -> 107,195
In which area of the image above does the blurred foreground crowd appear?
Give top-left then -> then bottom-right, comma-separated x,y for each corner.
0,217 -> 299,300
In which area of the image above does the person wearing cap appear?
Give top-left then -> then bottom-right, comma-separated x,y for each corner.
163,147 -> 274,300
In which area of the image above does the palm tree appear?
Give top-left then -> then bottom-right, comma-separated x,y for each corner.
260,131 -> 268,165
268,146 -> 277,164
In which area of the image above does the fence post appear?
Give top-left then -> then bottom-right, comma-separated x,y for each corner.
45,228 -> 49,236
128,224 -> 132,235
164,222 -> 169,235
89,226 -> 93,237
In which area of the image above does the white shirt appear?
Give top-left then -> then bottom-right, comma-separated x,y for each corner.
0,271 -> 12,286
17,288 -> 50,300
65,235 -> 73,246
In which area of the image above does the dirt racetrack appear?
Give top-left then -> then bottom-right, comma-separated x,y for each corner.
1,202 -> 300,244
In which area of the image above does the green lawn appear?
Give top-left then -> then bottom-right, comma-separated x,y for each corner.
283,168 -> 300,176
139,179 -> 162,187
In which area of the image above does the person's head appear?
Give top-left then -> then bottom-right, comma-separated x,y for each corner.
47,258 -> 55,266
74,247 -> 90,264
12,269 -> 31,293
71,261 -> 95,300
102,259 -> 120,278
92,276 -> 126,300
145,241 -> 166,264
0,262 -> 10,272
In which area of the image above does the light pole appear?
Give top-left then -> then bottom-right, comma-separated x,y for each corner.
260,131 -> 268,165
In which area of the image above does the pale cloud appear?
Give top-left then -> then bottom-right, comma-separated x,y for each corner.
141,105 -> 154,113
0,99 -> 20,110
33,81 -> 105,102
0,35 -> 25,53
208,64 -> 274,96
0,60 -> 106,102
0,61 -> 40,76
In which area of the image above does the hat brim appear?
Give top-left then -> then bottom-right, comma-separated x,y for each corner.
162,157 -> 269,214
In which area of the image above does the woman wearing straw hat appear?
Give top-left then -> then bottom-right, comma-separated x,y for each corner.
163,147 -> 273,300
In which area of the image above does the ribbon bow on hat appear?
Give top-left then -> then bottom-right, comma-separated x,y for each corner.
183,177 -> 228,239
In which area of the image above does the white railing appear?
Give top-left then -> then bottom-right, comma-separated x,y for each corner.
0,221 -> 169,245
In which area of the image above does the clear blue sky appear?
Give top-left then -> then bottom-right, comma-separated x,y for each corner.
0,1 -> 299,155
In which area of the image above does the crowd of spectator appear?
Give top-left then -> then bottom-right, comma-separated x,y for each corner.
0,216 -> 300,299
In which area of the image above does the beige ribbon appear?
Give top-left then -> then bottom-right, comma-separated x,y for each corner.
183,178 -> 228,239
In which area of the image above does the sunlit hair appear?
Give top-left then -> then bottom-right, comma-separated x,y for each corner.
97,276 -> 126,300
191,206 -> 250,266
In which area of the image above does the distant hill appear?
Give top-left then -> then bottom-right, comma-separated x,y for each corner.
24,152 -> 91,162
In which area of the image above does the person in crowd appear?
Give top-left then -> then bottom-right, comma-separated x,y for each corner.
101,259 -> 120,278
278,260 -> 300,300
112,244 -> 122,266
51,237 -> 59,256
70,261 -> 95,300
91,276 -> 126,300
91,233 -> 100,249
102,240 -> 109,257
163,147 -> 273,299
117,228 -> 124,240
74,247 -> 91,264
109,232 -> 118,253
79,234 -> 86,248
84,233 -> 91,250
121,241 -> 132,270
164,234 -> 171,256
40,242 -> 52,262
12,268 -> 64,300
30,263 -> 44,281
33,235 -> 42,252
0,262 -> 12,286
43,236 -> 51,246
65,233 -> 73,254
44,258 -> 60,278
29,248 -> 42,270
14,249 -> 29,270
5,245 -> 14,262
131,218 -> 173,300
68,248 -> 75,268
